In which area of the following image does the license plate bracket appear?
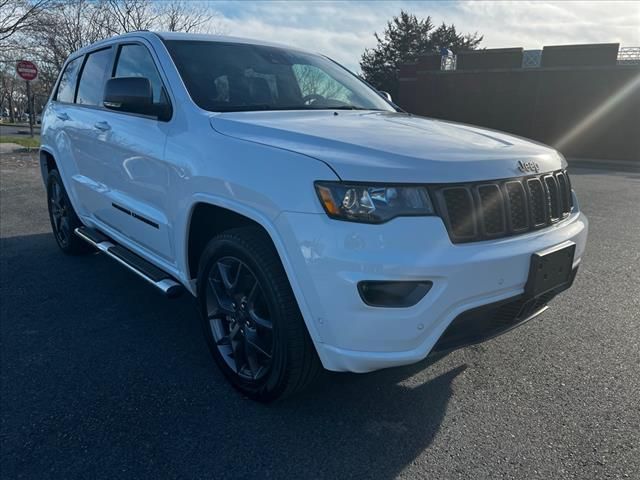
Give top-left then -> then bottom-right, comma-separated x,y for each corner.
525,242 -> 576,298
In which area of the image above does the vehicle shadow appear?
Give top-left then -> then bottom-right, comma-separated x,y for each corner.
1,233 -> 465,479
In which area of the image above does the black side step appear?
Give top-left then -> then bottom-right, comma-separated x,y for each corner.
74,226 -> 184,298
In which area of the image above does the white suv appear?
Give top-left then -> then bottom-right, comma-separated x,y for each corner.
40,32 -> 588,401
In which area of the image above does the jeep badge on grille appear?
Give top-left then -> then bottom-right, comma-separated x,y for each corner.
517,160 -> 540,173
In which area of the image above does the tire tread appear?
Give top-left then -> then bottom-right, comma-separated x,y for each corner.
198,226 -> 321,401
47,169 -> 91,255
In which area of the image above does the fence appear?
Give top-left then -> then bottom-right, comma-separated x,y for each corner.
617,47 -> 640,65
432,46 -> 640,71
398,43 -> 640,162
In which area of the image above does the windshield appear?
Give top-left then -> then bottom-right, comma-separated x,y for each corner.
164,40 -> 395,113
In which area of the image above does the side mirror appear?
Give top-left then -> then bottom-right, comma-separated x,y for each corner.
379,91 -> 392,102
104,77 -> 166,118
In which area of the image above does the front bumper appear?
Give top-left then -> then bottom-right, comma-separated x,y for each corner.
431,266 -> 577,353
276,205 -> 588,373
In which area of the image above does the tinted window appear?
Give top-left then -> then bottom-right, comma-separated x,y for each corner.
76,48 -> 112,106
114,44 -> 165,103
55,57 -> 82,103
164,40 -> 394,113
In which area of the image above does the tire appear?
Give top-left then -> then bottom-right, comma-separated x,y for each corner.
46,169 -> 90,255
197,226 -> 321,402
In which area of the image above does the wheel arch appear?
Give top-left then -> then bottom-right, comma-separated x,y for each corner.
185,201 -> 261,281
39,148 -> 57,183
183,196 -> 324,346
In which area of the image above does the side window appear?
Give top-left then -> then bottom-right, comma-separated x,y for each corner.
55,57 -> 82,103
76,48 -> 112,106
114,44 -> 166,104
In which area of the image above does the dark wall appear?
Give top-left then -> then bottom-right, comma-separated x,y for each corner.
457,48 -> 523,70
542,43 -> 619,67
398,60 -> 640,162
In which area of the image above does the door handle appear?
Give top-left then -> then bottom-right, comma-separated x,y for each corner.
56,112 -> 69,121
94,121 -> 111,131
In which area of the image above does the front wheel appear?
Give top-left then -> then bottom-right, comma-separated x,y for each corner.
197,227 -> 320,402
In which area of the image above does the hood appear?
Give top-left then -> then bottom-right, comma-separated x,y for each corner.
210,110 -> 564,183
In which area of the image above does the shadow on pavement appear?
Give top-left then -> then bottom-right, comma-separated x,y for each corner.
1,233 -> 464,479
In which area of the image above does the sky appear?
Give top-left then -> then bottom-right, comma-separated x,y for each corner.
203,1 -> 640,71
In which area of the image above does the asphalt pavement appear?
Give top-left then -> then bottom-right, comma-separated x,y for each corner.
1,152 -> 639,479
0,124 -> 40,137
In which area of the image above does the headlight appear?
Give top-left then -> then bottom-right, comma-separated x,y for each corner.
315,181 -> 435,223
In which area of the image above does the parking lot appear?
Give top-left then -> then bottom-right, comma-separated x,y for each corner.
1,151 -> 638,479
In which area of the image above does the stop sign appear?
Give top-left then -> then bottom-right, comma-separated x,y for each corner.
16,60 -> 38,81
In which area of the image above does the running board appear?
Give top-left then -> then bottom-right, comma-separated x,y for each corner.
74,226 -> 184,298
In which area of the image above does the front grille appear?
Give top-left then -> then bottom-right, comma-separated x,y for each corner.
555,171 -> 573,214
527,177 -> 547,226
433,170 -> 573,243
477,184 -> 506,235
544,175 -> 561,220
441,187 -> 476,238
504,181 -> 528,231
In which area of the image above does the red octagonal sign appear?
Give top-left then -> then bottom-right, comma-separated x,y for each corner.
16,60 -> 38,81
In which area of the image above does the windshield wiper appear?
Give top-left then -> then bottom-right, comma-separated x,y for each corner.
318,106 -> 384,111
216,104 -> 386,113
217,105 -> 321,112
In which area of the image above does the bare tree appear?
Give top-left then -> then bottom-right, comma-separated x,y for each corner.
1,0 -> 221,108
102,0 -> 156,34
0,0 -> 52,47
0,66 -> 20,121
156,0 -> 214,33
32,0 -> 113,70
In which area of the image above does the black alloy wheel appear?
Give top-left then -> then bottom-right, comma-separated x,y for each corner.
46,169 -> 90,254
206,256 -> 274,381
197,227 -> 321,402
49,176 -> 71,247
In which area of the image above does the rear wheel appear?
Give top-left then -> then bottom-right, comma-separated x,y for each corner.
197,227 -> 320,402
46,169 -> 90,255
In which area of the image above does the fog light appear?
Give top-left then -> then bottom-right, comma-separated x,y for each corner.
357,281 -> 432,308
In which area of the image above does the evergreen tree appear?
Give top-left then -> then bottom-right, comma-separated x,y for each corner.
360,11 -> 482,97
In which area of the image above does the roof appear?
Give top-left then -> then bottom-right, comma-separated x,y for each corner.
66,30 -> 318,64
155,31 -> 309,52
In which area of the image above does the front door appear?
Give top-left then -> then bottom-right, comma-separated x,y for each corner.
88,42 -> 175,263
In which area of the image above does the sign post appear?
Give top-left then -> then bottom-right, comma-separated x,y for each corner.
16,60 -> 38,138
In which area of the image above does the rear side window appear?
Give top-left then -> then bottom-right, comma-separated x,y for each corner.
114,44 -> 165,103
55,57 -> 82,103
76,48 -> 113,106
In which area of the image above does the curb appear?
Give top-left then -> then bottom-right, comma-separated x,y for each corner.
0,145 -> 39,154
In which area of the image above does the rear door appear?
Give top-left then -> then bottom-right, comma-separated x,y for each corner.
43,55 -> 84,212
87,42 -> 175,262
67,47 -> 115,220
